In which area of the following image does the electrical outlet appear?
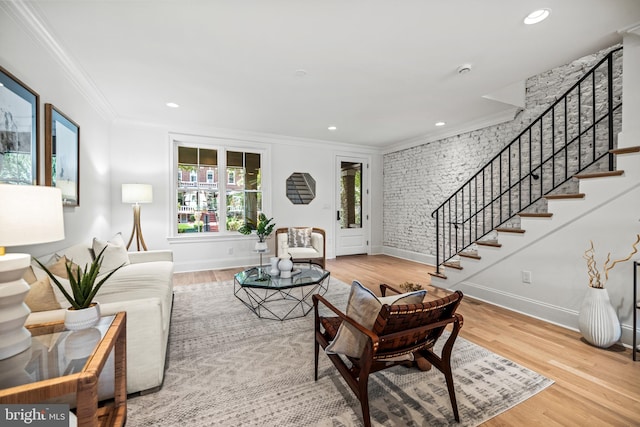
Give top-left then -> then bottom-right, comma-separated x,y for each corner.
521,270 -> 532,284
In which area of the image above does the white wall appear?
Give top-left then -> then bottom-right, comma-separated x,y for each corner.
0,9 -> 112,257
109,121 -> 380,272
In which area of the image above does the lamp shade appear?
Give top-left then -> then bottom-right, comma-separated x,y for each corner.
122,184 -> 153,204
0,184 -> 65,247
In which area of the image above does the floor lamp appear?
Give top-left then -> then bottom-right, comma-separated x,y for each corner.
122,183 -> 153,251
0,184 -> 65,360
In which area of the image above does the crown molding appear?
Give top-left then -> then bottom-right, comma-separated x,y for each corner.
1,0 -> 117,121
382,108 -> 519,155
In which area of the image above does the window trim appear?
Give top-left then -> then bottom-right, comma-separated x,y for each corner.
168,133 -> 271,241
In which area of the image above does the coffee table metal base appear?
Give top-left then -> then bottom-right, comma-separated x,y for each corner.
234,274 -> 329,321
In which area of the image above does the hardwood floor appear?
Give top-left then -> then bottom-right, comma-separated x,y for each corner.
174,254 -> 640,426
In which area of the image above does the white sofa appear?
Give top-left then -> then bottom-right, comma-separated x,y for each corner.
275,227 -> 326,268
26,244 -> 174,395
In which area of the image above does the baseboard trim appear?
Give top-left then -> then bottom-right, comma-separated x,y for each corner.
381,246 -> 436,266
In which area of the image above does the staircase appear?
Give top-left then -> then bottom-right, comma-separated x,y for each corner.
430,146 -> 640,287
430,47 -> 625,286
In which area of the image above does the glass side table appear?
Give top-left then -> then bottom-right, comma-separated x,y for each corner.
0,312 -> 127,426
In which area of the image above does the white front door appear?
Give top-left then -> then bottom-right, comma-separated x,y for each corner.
335,156 -> 369,256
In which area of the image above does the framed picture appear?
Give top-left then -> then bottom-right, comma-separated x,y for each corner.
45,104 -> 80,206
0,66 -> 39,185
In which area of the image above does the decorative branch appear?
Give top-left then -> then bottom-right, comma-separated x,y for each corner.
583,234 -> 640,288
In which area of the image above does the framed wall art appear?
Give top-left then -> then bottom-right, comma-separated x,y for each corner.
0,66 -> 39,185
45,103 -> 80,206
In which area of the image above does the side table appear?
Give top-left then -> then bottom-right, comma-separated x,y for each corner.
0,312 -> 127,426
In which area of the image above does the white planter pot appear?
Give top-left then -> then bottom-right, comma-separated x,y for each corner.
255,241 -> 268,252
64,303 -> 101,331
578,287 -> 621,348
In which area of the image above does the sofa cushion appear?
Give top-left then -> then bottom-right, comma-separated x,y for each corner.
25,276 -> 62,312
93,233 -> 131,275
57,243 -> 94,268
288,227 -> 312,248
325,280 -> 426,358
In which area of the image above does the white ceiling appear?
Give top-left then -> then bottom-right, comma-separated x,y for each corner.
7,0 -> 640,148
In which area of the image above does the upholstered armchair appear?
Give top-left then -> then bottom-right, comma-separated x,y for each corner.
313,281 -> 464,426
275,227 -> 326,268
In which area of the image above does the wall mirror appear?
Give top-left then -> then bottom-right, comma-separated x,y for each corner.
286,172 -> 315,204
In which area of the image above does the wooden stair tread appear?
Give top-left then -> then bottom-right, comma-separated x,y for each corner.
443,261 -> 463,270
458,251 -> 481,260
495,227 -> 525,234
544,193 -> 585,200
476,240 -> 502,247
574,170 -> 624,179
429,271 -> 447,280
610,146 -> 640,155
518,212 -> 553,218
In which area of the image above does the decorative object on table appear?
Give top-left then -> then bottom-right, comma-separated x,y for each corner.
269,257 -> 280,276
238,213 -> 275,251
36,247 -> 125,330
45,104 -> 80,206
278,257 -> 293,279
0,184 -> 65,360
399,281 -> 424,292
578,235 -> 640,348
286,172 -> 316,205
0,66 -> 39,186
122,183 -> 153,251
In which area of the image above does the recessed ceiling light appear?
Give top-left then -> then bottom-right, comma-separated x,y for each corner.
524,8 -> 551,25
166,102 -> 179,108
435,122 -> 446,127
294,69 -> 308,77
457,64 -> 472,74
328,126 -> 337,131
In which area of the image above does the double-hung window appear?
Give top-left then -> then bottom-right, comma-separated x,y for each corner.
174,138 -> 265,236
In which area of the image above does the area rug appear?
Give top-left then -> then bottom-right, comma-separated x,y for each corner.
127,279 -> 553,426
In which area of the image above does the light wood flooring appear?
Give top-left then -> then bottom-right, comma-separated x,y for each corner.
174,254 -> 640,426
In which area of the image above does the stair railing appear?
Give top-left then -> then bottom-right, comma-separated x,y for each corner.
431,47 -> 623,274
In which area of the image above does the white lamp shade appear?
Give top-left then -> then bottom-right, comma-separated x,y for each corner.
122,184 -> 153,204
0,184 -> 65,247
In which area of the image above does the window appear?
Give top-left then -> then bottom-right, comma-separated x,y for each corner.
175,141 -> 264,236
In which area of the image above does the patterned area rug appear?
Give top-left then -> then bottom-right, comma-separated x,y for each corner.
128,279 -> 553,426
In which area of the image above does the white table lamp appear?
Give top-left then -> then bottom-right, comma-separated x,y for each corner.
0,184 -> 65,360
122,183 -> 153,251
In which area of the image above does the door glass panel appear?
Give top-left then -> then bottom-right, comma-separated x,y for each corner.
339,162 -> 362,229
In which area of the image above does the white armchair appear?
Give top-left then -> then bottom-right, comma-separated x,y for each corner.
275,227 -> 326,268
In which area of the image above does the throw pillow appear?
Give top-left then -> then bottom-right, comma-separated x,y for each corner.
92,233 -> 131,275
46,255 -> 80,280
57,243 -> 93,269
24,276 -> 62,312
325,280 -> 426,358
23,266 -> 38,284
287,227 -> 313,248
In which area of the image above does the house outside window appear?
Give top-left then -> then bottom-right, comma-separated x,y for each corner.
174,141 -> 264,236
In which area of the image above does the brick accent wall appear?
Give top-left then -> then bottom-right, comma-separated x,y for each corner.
383,45 -> 623,257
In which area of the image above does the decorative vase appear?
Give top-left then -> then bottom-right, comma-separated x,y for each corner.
578,287 -> 621,348
279,258 -> 293,279
65,327 -> 102,359
269,257 -> 280,276
64,303 -> 101,331
255,241 -> 268,252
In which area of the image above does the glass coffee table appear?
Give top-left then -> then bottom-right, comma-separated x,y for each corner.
234,262 -> 330,320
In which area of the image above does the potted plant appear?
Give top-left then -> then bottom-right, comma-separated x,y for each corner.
579,234 -> 640,347
238,213 -> 276,251
35,247 -> 124,330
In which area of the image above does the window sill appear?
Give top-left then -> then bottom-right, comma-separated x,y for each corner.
167,233 -> 249,244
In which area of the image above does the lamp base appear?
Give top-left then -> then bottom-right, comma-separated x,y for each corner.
0,254 -> 32,360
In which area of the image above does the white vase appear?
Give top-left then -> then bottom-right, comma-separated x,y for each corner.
279,258 -> 293,279
64,303 -> 101,331
578,287 -> 621,348
269,257 -> 280,276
